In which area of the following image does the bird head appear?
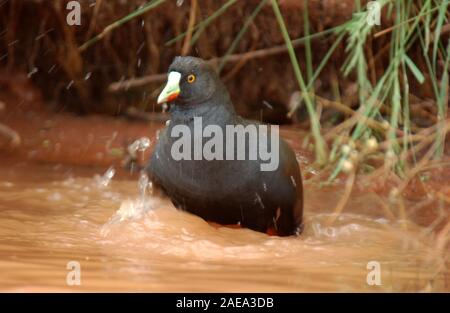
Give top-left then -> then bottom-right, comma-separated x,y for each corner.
157,56 -> 223,106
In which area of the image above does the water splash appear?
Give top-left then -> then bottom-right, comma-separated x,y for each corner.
116,200 -> 146,222
123,137 -> 152,172
101,170 -> 154,237
139,170 -> 153,203
127,137 -> 151,158
94,166 -> 116,188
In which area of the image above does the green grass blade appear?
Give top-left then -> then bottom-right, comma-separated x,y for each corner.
303,0 -> 313,84
270,0 -> 327,164
436,38 -> 450,158
404,54 -> 425,84
165,0 -> 238,46
432,0 -> 449,71
288,32 -> 345,116
79,0 -> 166,52
218,0 -> 268,73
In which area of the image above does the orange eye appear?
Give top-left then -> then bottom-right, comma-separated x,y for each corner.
187,74 -> 196,83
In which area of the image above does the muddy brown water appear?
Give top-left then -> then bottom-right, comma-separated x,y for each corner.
0,131 -> 448,291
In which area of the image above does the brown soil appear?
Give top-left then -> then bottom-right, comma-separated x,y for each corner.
0,0 -> 378,121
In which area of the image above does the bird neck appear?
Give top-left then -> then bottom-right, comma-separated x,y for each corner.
169,91 -> 236,125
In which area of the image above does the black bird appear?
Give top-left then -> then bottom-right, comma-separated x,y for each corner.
147,56 -> 303,236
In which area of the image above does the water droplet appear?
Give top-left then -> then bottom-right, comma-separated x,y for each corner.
136,42 -> 145,55
66,80 -> 74,90
176,0 -> 184,7
27,67 -> 38,78
8,39 -> 19,46
48,64 -> 56,74
262,100 -> 273,110
254,193 -> 265,209
84,72 -> 92,80
35,28 -> 54,41
290,176 -> 297,186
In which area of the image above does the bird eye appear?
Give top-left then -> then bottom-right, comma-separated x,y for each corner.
187,74 -> 196,83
